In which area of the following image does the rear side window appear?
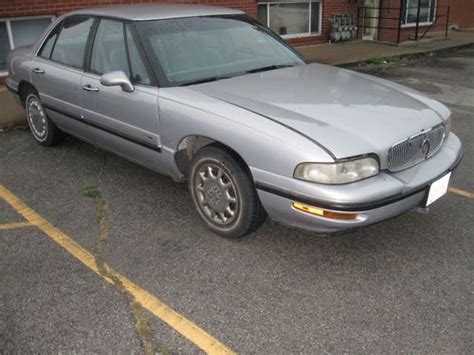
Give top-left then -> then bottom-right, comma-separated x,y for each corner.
39,22 -> 62,59
50,16 -> 94,69
90,19 -> 151,85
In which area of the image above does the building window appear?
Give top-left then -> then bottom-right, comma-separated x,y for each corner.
0,16 -> 54,74
403,0 -> 437,26
257,1 -> 322,38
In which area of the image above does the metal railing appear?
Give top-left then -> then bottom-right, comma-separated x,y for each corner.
357,2 -> 450,44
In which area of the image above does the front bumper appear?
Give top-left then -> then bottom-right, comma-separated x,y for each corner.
254,133 -> 463,233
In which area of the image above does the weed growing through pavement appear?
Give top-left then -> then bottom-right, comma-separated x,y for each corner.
365,55 -> 401,65
83,183 -> 158,354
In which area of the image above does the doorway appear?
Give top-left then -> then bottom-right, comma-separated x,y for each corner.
363,0 -> 380,41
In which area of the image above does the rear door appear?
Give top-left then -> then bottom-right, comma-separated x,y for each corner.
80,19 -> 162,170
32,16 -> 95,142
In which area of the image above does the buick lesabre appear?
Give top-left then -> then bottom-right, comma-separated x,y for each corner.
6,4 -> 463,238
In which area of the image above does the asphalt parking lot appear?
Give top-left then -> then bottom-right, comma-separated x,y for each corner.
1,46 -> 473,354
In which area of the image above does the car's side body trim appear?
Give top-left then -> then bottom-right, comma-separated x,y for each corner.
43,104 -> 161,152
256,152 -> 463,212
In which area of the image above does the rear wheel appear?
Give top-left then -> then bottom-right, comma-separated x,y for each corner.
24,90 -> 62,146
189,145 -> 266,239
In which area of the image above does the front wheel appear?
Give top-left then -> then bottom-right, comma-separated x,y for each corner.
25,91 -> 62,146
189,146 -> 266,239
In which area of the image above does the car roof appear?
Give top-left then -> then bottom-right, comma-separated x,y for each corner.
68,4 -> 244,21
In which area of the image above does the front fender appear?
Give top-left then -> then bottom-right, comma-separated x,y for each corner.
157,87 -> 334,181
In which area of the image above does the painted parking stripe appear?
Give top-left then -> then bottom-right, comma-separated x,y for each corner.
450,107 -> 474,116
0,185 -> 235,355
449,187 -> 474,199
0,221 -> 33,230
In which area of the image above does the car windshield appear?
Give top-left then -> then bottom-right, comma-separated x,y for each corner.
136,15 -> 305,86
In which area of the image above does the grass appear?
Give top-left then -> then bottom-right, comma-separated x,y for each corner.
131,301 -> 158,355
83,184 -> 101,200
83,183 -> 109,263
159,346 -> 172,355
364,55 -> 401,65
83,183 -> 161,354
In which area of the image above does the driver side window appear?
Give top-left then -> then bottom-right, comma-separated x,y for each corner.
90,19 -> 151,85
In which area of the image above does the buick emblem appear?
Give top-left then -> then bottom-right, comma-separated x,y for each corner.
421,138 -> 431,157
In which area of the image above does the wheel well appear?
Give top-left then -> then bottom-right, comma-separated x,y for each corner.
175,136 -> 250,178
18,81 -> 37,106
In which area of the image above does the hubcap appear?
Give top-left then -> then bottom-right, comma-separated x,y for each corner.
27,96 -> 47,139
194,163 -> 239,226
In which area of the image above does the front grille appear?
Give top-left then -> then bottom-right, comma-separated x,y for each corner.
387,124 -> 446,172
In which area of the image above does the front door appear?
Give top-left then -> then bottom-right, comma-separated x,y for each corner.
80,18 -> 162,170
363,0 -> 380,41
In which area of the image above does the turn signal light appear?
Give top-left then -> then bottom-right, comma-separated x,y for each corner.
292,202 -> 359,220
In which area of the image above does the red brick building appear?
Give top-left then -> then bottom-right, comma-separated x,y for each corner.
1,0 -> 473,81
373,0 -> 474,43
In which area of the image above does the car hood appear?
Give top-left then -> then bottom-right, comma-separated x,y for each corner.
189,63 -> 449,162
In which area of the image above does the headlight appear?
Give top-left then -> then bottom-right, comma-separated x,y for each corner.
294,157 -> 379,184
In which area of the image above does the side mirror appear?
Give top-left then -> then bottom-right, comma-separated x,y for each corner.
100,71 -> 134,92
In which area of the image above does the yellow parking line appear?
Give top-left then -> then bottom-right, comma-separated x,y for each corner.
0,221 -> 33,230
0,185 -> 235,355
450,107 -> 474,116
449,187 -> 474,199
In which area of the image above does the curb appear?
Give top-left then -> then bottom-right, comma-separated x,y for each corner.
0,87 -> 25,131
334,41 -> 474,68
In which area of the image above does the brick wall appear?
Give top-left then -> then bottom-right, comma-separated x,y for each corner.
281,0 -> 474,46
286,0 -> 360,47
377,0 -> 442,43
1,0 -> 472,44
0,0 -> 364,47
0,0 -> 473,62
449,0 -> 474,30
0,0 -> 471,87
0,0 -> 259,86
377,0 -> 474,43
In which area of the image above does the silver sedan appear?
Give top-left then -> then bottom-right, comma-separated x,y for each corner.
6,4 -> 463,238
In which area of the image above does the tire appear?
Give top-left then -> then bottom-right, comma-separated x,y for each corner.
189,145 -> 267,239
24,90 -> 62,146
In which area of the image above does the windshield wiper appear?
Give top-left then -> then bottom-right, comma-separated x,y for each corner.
179,75 -> 233,86
245,64 -> 297,74
178,64 -> 298,86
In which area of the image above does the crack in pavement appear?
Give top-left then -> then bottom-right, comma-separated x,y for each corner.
84,154 -> 161,355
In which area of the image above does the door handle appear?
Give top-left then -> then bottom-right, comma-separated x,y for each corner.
32,68 -> 45,74
82,85 -> 99,92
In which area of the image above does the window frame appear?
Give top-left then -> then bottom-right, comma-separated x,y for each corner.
35,15 -> 157,87
257,0 -> 323,39
38,19 -> 63,60
401,0 -> 438,28
46,16 -> 97,70
88,18 -> 131,77
0,15 -> 55,76
84,17 -> 157,88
